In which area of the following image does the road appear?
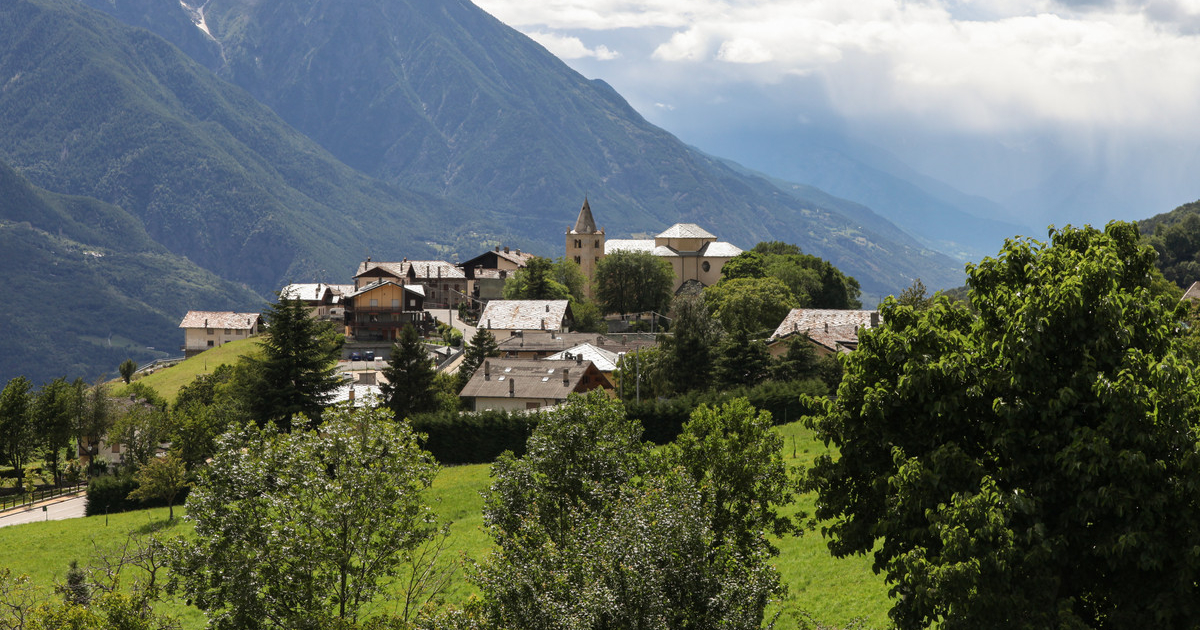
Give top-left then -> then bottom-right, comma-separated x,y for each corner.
0,495 -> 87,528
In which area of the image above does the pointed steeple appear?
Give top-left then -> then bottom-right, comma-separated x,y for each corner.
573,197 -> 597,234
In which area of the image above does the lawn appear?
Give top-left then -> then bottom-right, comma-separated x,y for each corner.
118,337 -> 262,404
0,420 -> 891,629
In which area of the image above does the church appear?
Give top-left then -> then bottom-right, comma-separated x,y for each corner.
565,199 -> 743,296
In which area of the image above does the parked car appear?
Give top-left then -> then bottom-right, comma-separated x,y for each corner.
364,350 -> 375,361
350,351 -> 362,361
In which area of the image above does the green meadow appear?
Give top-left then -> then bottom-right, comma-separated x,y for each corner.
0,420 -> 890,629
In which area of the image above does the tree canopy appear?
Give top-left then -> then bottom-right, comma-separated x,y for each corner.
381,324 -> 438,420
807,222 -> 1200,629
593,249 -> 675,315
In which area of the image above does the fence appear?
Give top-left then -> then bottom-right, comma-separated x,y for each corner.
0,481 -> 88,514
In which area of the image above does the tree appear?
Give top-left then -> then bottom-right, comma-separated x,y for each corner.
593,249 -> 675,315
0,376 -> 35,488
109,401 -> 172,471
807,223 -> 1200,629
249,294 -> 344,431
713,329 -> 772,388
657,295 -> 723,394
895,277 -> 932,309
771,337 -> 820,383
551,256 -> 588,303
34,377 -> 77,486
127,453 -> 188,520
73,379 -> 114,477
749,241 -> 862,309
473,392 -> 786,629
173,406 -> 441,630
502,256 -> 569,300
455,328 -> 500,393
118,359 -> 137,385
704,276 -> 798,336
381,325 -> 438,420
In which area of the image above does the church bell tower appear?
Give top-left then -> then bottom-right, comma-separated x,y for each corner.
565,198 -> 604,298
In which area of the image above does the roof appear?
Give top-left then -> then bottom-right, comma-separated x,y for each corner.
606,239 -> 655,254
496,331 -> 608,353
1183,281 -> 1200,302
179,311 -> 261,330
459,247 -> 536,270
329,383 -> 382,407
657,223 -> 715,239
346,279 -> 424,299
545,344 -> 621,372
479,300 -> 571,330
280,283 -> 330,302
355,260 -> 465,280
770,308 -> 880,342
699,241 -> 743,257
571,198 -> 598,234
459,359 -> 605,400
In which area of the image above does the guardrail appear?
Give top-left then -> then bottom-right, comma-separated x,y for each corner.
0,481 -> 88,513
134,357 -> 185,375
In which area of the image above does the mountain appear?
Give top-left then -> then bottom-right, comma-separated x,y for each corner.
80,0 -> 966,295
0,158 -> 262,385
0,0 -> 494,295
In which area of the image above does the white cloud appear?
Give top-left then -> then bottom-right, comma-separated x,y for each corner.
524,31 -> 620,60
473,0 -> 1200,136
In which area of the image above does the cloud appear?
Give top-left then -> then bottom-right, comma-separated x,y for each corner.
524,31 -> 620,60
474,0 -> 1200,136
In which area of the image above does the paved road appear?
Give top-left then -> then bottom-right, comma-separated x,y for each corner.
426,308 -> 477,341
0,495 -> 87,528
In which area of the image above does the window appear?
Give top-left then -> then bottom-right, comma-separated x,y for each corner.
594,257 -> 599,264
370,299 -> 378,307
392,299 -> 400,308
224,328 -> 232,334
206,328 -> 214,335
409,299 -> 416,308
574,256 -> 581,264
207,340 -> 214,347
702,261 -> 711,272
574,239 -> 582,248
594,240 -> 599,248
112,443 -> 120,454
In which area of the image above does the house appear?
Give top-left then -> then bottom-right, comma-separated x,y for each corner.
354,259 -> 471,309
342,280 -> 433,342
459,246 -> 537,304
279,282 -> 353,321
568,200 -> 743,294
767,308 -> 881,356
478,300 -> 573,334
458,358 -> 612,411
495,331 -> 656,360
179,311 -> 262,357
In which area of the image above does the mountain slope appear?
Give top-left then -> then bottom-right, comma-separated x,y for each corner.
84,0 -> 965,295
0,0 -> 490,294
0,158 -> 263,385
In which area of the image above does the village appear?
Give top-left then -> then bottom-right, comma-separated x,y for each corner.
175,200 -> 880,416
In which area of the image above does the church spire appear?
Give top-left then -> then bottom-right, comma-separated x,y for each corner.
573,197 -> 597,234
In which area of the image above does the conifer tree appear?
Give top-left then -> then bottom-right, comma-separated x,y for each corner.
456,328 -> 500,392
381,325 -> 438,420
250,294 -> 343,431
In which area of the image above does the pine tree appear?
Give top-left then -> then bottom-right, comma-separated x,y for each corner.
381,325 -> 438,420
456,328 -> 500,392
252,294 -> 343,431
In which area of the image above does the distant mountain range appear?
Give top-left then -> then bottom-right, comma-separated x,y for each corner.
1,0 -> 976,382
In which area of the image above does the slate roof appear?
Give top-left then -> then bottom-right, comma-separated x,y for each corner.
571,198 -> 598,234
545,344 -> 621,372
770,308 -> 880,341
355,260 -> 465,280
699,241 -> 743,257
496,331 -> 608,353
657,223 -> 716,239
459,359 -> 605,400
479,300 -> 571,331
346,279 -> 424,299
1183,281 -> 1200,302
280,283 -> 330,302
605,238 -> 740,258
179,311 -> 261,330
606,239 -> 655,254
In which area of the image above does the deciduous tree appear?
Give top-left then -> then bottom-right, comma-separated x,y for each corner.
593,249 -> 675,315
34,377 -> 76,486
704,276 -> 797,336
502,256 -> 569,300
127,452 -> 188,520
173,406 -> 440,630
807,223 -> 1200,629
0,376 -> 35,488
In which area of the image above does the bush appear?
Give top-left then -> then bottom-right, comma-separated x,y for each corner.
85,473 -> 190,516
628,379 -> 828,444
411,409 -> 539,465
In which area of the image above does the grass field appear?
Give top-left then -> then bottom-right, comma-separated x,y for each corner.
118,337 -> 262,403
0,420 -> 891,629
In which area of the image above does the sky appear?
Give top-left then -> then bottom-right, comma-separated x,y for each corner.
472,0 -> 1200,229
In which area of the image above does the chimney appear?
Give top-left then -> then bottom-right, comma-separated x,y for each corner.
870,312 -> 880,327
541,318 -> 546,330
508,378 -> 515,397
516,249 -> 521,255
575,354 -> 582,365
545,304 -> 550,312
824,322 -> 829,332
495,245 -> 500,252
504,246 -> 510,254
348,386 -> 355,402
562,368 -> 570,385
484,360 -> 491,380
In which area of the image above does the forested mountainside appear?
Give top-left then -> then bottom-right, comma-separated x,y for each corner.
1139,200 -> 1200,289
80,0 -> 966,296
0,158 -> 261,384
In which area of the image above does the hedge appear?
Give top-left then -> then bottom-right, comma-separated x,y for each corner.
85,474 -> 190,516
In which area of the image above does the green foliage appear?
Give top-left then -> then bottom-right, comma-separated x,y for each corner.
713,329 -> 773,388
85,474 -> 144,516
34,376 -> 77,486
551,256 -> 588,303
410,409 -> 538,465
381,325 -> 439,421
772,337 -> 820,383
118,360 -> 137,385
807,222 -> 1200,629
657,295 -> 723,395
473,392 -> 788,628
501,257 -> 569,300
705,276 -> 799,336
109,403 -> 172,472
567,298 -> 606,333
127,453 -> 188,520
0,376 -> 36,485
1140,200 -> 1200,289
748,242 -> 863,309
593,250 -> 676,315
455,329 -> 500,393
245,294 -> 343,431
894,278 -> 932,310
173,406 -> 441,629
